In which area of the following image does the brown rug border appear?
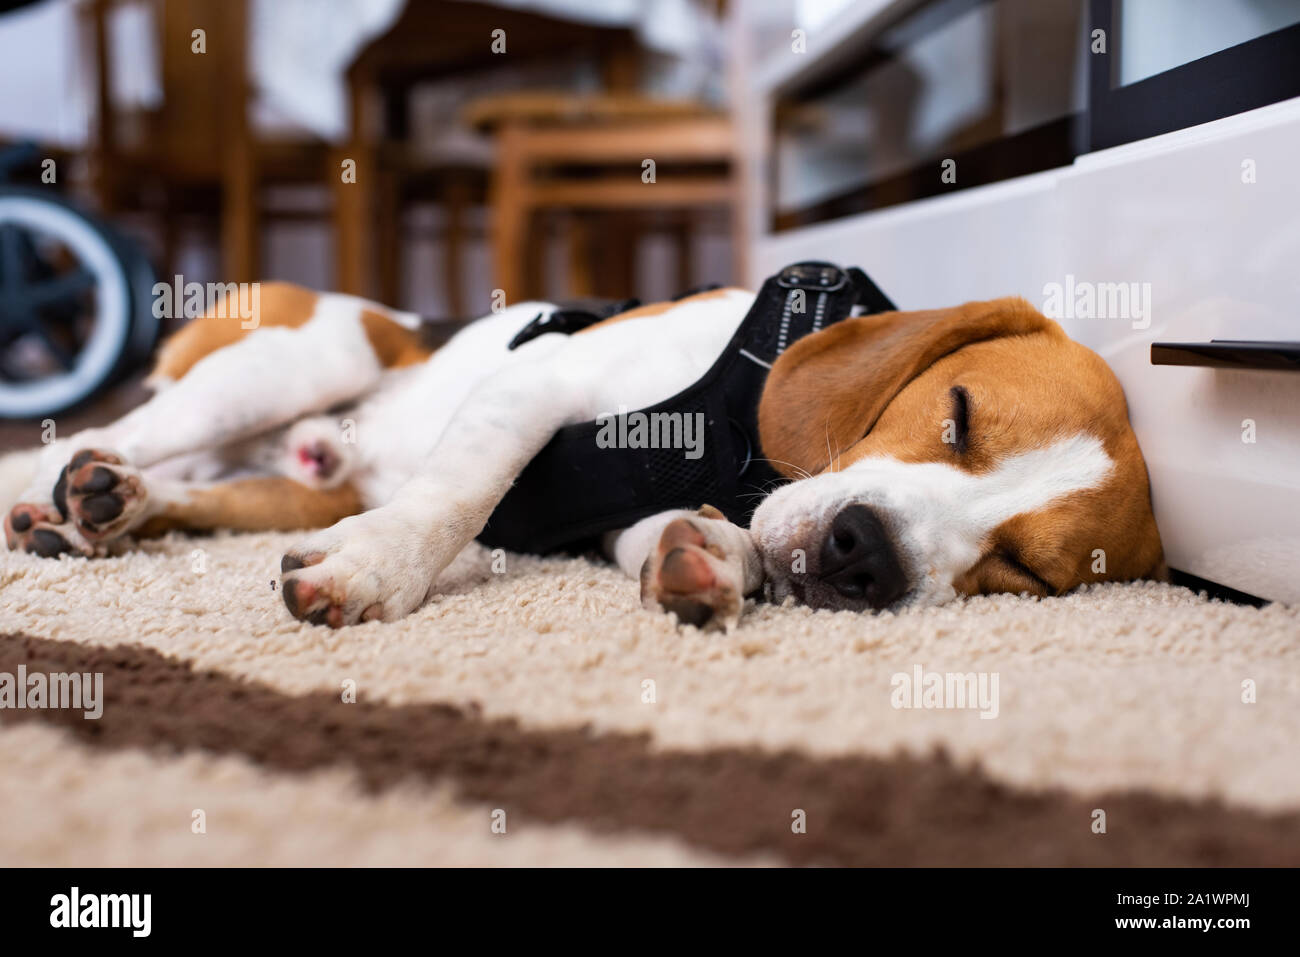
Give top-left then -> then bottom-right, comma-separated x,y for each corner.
3,632 -> 1299,866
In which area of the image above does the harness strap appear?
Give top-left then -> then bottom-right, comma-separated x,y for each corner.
477,262 -> 895,554
507,298 -> 641,351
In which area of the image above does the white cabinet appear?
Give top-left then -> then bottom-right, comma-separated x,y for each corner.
735,1 -> 1300,601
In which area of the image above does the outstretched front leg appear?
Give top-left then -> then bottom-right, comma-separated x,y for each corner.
607,506 -> 765,631
280,339 -> 579,626
277,287 -> 752,628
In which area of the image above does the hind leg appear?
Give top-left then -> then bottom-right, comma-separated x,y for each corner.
5,417 -> 363,554
20,311 -> 383,496
6,462 -> 364,556
6,294 -> 390,553
134,475 -> 364,537
4,501 -> 94,557
7,448 -> 174,554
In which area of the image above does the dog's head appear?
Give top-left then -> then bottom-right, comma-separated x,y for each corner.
751,296 -> 1163,611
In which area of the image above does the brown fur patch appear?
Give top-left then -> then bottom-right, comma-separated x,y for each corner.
758,297 -> 1056,478
360,310 -> 435,369
149,282 -> 320,383
149,284 -> 434,384
575,287 -> 745,335
136,478 -> 363,537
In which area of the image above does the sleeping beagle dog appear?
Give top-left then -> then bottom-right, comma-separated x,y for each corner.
1,280 -> 1164,630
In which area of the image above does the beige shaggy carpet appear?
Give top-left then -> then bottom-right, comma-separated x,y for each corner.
2,530 -> 1299,866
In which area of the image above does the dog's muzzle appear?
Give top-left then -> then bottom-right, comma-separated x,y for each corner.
761,501 -> 910,612
817,504 -> 909,609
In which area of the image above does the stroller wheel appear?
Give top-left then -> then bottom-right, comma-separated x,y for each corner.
0,188 -> 141,419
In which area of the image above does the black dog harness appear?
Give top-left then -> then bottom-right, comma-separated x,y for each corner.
476,262 -> 896,554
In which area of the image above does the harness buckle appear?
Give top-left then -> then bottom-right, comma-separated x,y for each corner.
776,262 -> 848,292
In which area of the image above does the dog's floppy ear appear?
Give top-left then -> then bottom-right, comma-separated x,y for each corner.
758,296 -> 1057,476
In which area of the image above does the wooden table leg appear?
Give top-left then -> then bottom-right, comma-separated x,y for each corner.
221,139 -> 258,283
566,212 -> 595,298
442,173 -> 472,316
377,173 -> 402,307
491,123 -> 529,306
672,216 -> 693,292
596,211 -> 637,299
332,143 -> 375,297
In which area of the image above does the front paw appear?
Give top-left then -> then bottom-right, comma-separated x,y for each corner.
640,508 -> 758,631
279,512 -> 437,627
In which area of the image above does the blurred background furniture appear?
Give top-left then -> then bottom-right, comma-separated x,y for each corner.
465,91 -> 737,302
79,0 -> 335,282
0,0 -> 735,339
332,0 -> 645,311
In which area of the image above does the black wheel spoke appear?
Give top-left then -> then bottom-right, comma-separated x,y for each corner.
27,268 -> 96,310
0,322 -> 21,351
0,209 -> 127,412
0,223 -> 26,292
31,322 -> 77,371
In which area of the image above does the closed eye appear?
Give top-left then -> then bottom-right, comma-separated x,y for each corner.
949,386 -> 970,455
999,551 -> 1055,595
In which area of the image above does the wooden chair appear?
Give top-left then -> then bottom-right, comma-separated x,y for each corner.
80,0 -> 332,282
464,92 -> 740,303
333,0 -> 641,310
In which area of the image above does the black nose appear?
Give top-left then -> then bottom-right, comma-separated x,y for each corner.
819,504 -> 908,609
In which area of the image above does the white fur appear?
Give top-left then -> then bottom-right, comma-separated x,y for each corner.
0,448 -> 41,515
345,291 -> 754,505
750,434 -> 1115,607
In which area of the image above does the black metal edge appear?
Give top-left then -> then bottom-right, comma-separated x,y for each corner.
1087,0 -> 1300,152
770,116 -> 1075,233
769,0 -> 1300,231
1150,341 -> 1300,372
1167,568 -> 1269,608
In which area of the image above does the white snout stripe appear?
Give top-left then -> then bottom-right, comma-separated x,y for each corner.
750,433 -> 1115,607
